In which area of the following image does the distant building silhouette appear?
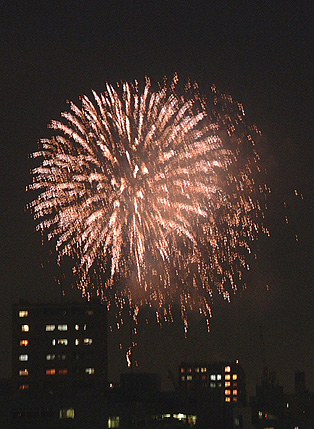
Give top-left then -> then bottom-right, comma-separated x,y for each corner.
284,371 -> 314,427
250,367 -> 284,427
295,370 -> 306,397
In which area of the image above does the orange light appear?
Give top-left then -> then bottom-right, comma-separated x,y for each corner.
19,384 -> 29,390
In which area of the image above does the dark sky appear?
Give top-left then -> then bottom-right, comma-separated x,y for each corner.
1,2 -> 313,396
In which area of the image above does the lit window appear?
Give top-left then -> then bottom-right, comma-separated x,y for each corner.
19,384 -> 29,390
46,354 -> 55,360
46,368 -> 56,375
225,382 -> 231,387
19,354 -> 28,361
225,374 -> 231,380
187,368 -> 192,373
83,324 -> 87,330
108,416 -> 120,428
233,374 -> 237,380
75,339 -> 80,346
19,369 -> 29,376
225,397 -> 231,402
58,324 -> 68,331
188,415 -> 197,425
19,310 -> 28,317
187,375 -> 192,381
181,376 -> 185,381
75,324 -> 80,330
85,367 -> 95,374
210,374 -> 216,381
180,368 -> 185,373
59,408 -> 75,419
202,375 -> 207,380
233,389 -> 238,396
83,338 -> 92,345
233,397 -> 238,402
20,339 -> 28,346
21,325 -> 29,332
225,389 -> 231,395
174,413 -> 186,420
57,339 -> 68,345
210,382 -> 216,388
201,367 -> 207,373
59,368 -> 68,375
217,374 -> 222,380
195,367 -> 200,373
225,366 -> 231,372
58,354 -> 66,360
46,324 -> 55,331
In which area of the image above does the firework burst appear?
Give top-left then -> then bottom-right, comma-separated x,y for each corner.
28,76 -> 269,330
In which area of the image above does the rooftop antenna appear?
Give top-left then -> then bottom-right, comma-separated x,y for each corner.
58,262 -> 65,304
259,325 -> 267,368
126,312 -> 135,373
259,325 -> 269,383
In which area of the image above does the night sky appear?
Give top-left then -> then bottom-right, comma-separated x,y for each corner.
1,2 -> 313,396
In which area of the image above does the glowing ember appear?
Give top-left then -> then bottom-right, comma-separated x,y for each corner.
28,76 -> 269,330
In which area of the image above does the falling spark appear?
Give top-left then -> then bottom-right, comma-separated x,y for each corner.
28,76 -> 269,328
125,341 -> 137,367
126,347 -> 132,367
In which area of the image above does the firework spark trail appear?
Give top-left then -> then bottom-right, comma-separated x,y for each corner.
28,76 -> 269,329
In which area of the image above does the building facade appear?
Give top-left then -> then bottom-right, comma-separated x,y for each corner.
12,301 -> 107,395
179,361 -> 246,406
